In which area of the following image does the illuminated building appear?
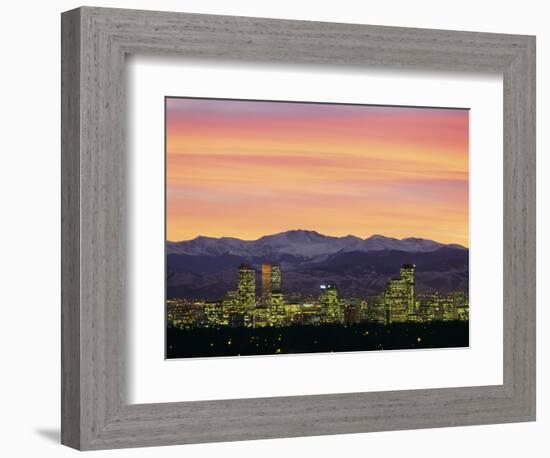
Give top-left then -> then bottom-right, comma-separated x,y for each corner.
319,284 -> 342,323
284,302 -> 303,325
237,264 -> 256,309
415,291 -> 469,322
383,264 -> 416,323
252,308 -> 269,327
383,278 -> 408,323
400,264 -> 416,315
362,295 -> 383,323
301,302 -> 322,325
441,295 -> 455,321
261,263 -> 272,302
166,298 -> 206,329
359,299 -> 370,322
416,292 -> 437,321
261,264 -> 282,306
204,301 -> 224,327
270,290 -> 285,306
268,291 -> 287,326
222,290 -> 240,326
452,292 -> 469,321
271,265 -> 281,291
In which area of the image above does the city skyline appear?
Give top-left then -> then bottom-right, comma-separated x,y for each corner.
170,260 -> 467,302
167,261 -> 469,357
166,98 -> 469,246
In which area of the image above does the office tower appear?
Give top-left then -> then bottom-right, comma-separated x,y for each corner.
271,265 -> 281,291
400,264 -> 416,315
222,290 -> 240,326
383,264 -> 416,323
319,284 -> 342,323
261,263 -> 272,301
268,290 -> 286,326
237,264 -> 256,309
366,295 -> 387,324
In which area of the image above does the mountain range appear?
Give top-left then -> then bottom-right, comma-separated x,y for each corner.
166,230 -> 468,300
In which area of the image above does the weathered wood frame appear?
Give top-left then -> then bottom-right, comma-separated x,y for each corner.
61,6 -> 536,450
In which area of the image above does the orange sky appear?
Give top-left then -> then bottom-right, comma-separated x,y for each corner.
166,98 -> 469,246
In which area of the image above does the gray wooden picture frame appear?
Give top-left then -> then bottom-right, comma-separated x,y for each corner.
61,6 -> 536,451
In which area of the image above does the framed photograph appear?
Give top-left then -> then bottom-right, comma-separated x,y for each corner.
61,6 -> 535,450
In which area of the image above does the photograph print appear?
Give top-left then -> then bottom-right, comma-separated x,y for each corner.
165,97 -> 469,359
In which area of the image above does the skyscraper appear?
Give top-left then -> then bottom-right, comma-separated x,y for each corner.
261,264 -> 282,305
400,264 -> 416,315
261,263 -> 272,301
271,265 -> 281,291
237,264 -> 256,309
319,284 -> 342,323
383,264 -> 416,323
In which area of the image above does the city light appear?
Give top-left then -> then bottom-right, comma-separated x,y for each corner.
167,263 -> 469,330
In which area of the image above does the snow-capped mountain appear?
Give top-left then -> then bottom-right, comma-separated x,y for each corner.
166,230 -> 465,259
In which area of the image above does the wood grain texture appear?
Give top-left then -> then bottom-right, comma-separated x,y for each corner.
61,6 -> 536,450
60,7 -> 81,449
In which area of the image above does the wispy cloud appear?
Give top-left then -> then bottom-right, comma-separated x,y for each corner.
166,98 -> 469,246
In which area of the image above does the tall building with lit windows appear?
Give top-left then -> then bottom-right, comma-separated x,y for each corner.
271,265 -> 281,291
383,264 -> 416,323
261,264 -> 282,304
268,290 -> 287,326
261,263 -> 272,302
237,264 -> 256,309
319,284 -> 342,323
400,264 -> 416,315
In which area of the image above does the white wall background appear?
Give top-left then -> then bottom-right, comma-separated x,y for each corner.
0,1 -> 546,456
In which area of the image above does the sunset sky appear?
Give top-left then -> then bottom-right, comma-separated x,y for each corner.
166,98 -> 469,246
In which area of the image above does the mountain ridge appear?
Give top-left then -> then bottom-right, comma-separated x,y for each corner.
167,229 -> 467,259
166,230 -> 468,299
